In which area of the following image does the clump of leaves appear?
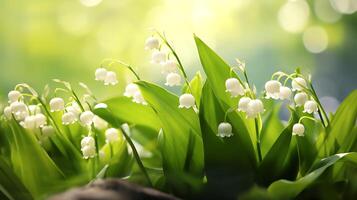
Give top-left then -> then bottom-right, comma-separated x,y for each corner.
0,33 -> 356,200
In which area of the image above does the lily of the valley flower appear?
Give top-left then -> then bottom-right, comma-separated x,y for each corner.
124,83 -> 139,97
246,99 -> 264,118
145,36 -> 160,50
95,68 -> 107,81
165,72 -> 181,87
81,136 -> 96,159
303,100 -> 318,114
105,128 -> 119,143
22,116 -> 37,129
294,92 -> 308,107
292,123 -> 305,136
238,97 -> 251,112
28,105 -> 41,115
161,60 -> 177,74
217,122 -> 233,138
34,113 -> 47,128
279,86 -> 292,100
225,78 -> 245,97
66,102 -> 82,118
265,80 -> 281,99
10,101 -> 29,120
8,90 -> 21,103
3,106 -> 12,119
292,77 -> 307,91
49,97 -> 65,112
79,111 -> 94,126
179,93 -> 195,109
62,112 -> 77,125
151,50 -> 166,64
42,125 -> 54,137
104,71 -> 118,85
132,91 -> 147,105
93,115 -> 108,130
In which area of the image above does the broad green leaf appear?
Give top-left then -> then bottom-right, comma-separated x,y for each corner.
182,71 -> 203,108
257,107 -> 298,185
136,81 -> 204,195
199,82 -> 256,198
268,152 -> 357,199
325,90 -> 357,155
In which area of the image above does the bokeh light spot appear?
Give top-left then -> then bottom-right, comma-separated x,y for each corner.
303,26 -> 328,53
278,0 -> 310,33
80,0 -> 103,7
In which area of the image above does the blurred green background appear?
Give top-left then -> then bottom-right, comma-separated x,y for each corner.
0,0 -> 356,106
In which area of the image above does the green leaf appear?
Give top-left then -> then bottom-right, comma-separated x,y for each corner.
136,81 -> 204,195
182,71 -> 203,108
268,152 -> 357,199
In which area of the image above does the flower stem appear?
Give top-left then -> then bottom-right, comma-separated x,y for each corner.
255,118 -> 262,162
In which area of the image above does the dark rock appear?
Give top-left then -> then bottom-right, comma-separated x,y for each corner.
48,179 -> 181,200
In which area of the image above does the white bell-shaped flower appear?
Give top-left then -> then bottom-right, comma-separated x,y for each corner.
104,71 -> 118,85
93,115 -> 108,130
145,36 -> 160,50
225,78 -> 245,97
81,136 -> 95,147
81,145 -> 96,159
10,101 -> 28,120
42,125 -> 54,137
303,100 -> 318,114
49,97 -> 65,112
66,102 -> 81,118
8,90 -> 21,103
3,106 -> 12,119
292,77 -> 307,91
217,122 -> 233,138
238,97 -> 251,112
105,128 -> 119,143
265,80 -> 281,99
28,105 -> 41,115
151,50 -> 166,64
62,112 -> 77,125
23,116 -> 37,129
132,91 -> 147,105
94,103 -> 108,109
95,68 -> 107,81
294,92 -> 308,107
34,113 -> 47,128
179,93 -> 195,109
165,72 -> 181,87
292,123 -> 305,136
161,60 -> 177,74
246,99 -> 264,118
79,111 -> 94,126
279,86 -> 292,100
124,83 -> 139,97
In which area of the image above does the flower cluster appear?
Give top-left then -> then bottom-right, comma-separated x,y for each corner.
95,68 -> 118,85
80,136 -> 96,159
124,83 -> 147,105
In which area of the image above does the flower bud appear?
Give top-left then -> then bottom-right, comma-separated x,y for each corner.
165,72 -> 181,87
238,97 -> 251,112
161,60 -> 177,74
79,111 -> 94,126
179,93 -> 195,109
294,92 -> 308,106
81,145 -> 96,159
292,77 -> 307,91
104,71 -> 118,85
265,80 -> 281,99
105,128 -> 119,143
225,78 -> 244,97
279,86 -> 292,100
8,90 -> 21,103
124,83 -> 139,97
95,68 -> 107,81
42,125 -> 54,137
303,100 -> 318,114
246,99 -> 264,118
151,50 -> 166,64
292,123 -> 305,136
34,113 -> 47,128
217,122 -> 233,138
81,136 -> 95,147
93,115 -> 108,130
145,36 -> 159,50
62,112 -> 77,125
49,97 -> 65,112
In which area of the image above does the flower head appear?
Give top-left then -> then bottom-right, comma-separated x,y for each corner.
62,112 -> 77,125
217,122 -> 233,138
303,100 -> 318,114
81,136 -> 96,159
165,72 -> 181,87
151,50 -> 166,64
42,125 -> 54,137
105,128 -> 119,143
265,80 -> 281,99
22,116 -> 37,129
10,101 -> 28,120
294,92 -> 308,107
66,102 -> 81,117
93,115 -> 108,130
3,106 -> 12,119
95,68 -> 107,81
81,136 -> 95,147
238,97 -> 251,112
246,99 -> 264,118
225,78 -> 244,97
279,86 -> 292,100
124,83 -> 139,97
132,91 -> 147,105
28,105 -> 41,115
179,93 -> 195,109
8,90 -> 21,103
161,60 -> 177,74
145,36 -> 159,50
292,123 -> 305,136
34,113 -> 47,128
49,97 -> 65,112
79,111 -> 94,126
104,71 -> 118,85
292,77 -> 307,91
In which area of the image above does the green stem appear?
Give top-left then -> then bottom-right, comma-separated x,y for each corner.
309,83 -> 330,126
255,118 -> 262,163
109,60 -> 141,81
